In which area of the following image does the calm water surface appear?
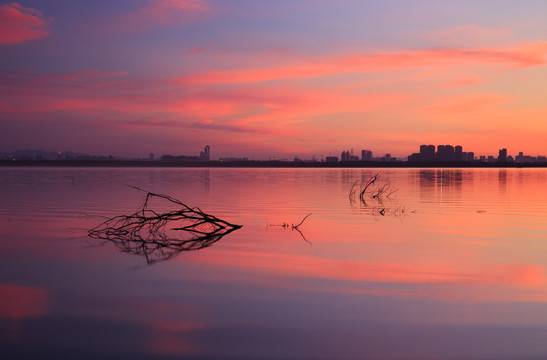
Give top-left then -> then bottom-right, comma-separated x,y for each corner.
1,167 -> 547,359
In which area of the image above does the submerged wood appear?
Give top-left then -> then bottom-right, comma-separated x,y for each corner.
88,186 -> 242,264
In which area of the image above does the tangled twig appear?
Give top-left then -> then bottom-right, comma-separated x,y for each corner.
349,174 -> 412,217
88,186 -> 242,264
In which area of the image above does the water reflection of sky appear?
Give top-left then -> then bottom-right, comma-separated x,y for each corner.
1,168 -> 547,359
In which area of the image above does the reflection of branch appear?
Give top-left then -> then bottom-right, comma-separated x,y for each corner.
87,187 -> 242,265
269,213 -> 312,245
293,227 -> 311,245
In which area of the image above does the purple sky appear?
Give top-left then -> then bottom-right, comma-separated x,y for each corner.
1,0 -> 547,159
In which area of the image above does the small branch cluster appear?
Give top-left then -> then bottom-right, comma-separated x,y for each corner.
349,174 -> 409,217
88,186 -> 242,264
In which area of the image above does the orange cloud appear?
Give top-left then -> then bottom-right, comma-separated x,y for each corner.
425,93 -> 512,115
178,42 -> 547,86
0,2 -> 52,45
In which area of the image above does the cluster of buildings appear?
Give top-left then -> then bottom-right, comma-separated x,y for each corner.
408,145 -> 547,164
408,145 -> 474,162
161,145 -> 210,162
326,149 -> 394,163
159,144 -> 547,164
6,144 -> 547,165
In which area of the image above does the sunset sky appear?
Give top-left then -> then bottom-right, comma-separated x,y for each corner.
1,0 -> 546,159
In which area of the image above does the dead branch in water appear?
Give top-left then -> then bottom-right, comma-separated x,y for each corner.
349,174 -> 412,217
269,213 -> 312,244
87,186 -> 242,264
359,173 -> 380,205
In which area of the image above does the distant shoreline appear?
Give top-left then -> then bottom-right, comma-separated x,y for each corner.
1,160 -> 545,168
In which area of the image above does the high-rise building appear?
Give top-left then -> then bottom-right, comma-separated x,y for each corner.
361,149 -> 373,161
341,150 -> 356,161
455,145 -> 463,161
200,145 -> 210,161
498,148 -> 507,162
419,145 -> 435,161
436,145 -> 455,161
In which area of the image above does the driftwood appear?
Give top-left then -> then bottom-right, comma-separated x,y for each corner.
88,186 -> 242,264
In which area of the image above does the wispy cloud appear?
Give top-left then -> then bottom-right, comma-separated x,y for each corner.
178,42 -> 547,86
0,2 -> 52,45
425,25 -> 512,47
105,0 -> 209,34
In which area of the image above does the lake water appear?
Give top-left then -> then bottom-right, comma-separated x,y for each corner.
1,167 -> 547,359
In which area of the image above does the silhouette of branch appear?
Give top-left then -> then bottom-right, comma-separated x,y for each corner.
349,174 -> 411,217
268,213 -> 313,244
88,187 -> 242,265
293,213 -> 312,229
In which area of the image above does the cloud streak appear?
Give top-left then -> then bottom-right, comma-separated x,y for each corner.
105,0 -> 209,34
178,42 -> 547,86
0,2 -> 52,45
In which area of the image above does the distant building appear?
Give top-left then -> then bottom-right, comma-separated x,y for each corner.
361,149 -> 373,161
436,145 -> 455,161
419,145 -> 435,161
462,152 -> 474,162
149,153 -> 154,161
200,145 -> 210,161
407,153 -> 421,162
409,144 -> 476,162
498,148 -> 507,162
341,150 -> 354,161
455,145 -> 463,161
325,156 -> 339,163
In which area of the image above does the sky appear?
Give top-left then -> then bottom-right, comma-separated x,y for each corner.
1,0 -> 546,160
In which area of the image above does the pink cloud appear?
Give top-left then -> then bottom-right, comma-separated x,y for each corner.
186,46 -> 208,55
178,42 -> 547,86
108,0 -> 209,33
426,25 -> 512,46
0,2 -> 52,45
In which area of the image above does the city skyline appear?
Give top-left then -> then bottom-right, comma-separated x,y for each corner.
5,143 -> 547,164
1,1 -> 547,158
